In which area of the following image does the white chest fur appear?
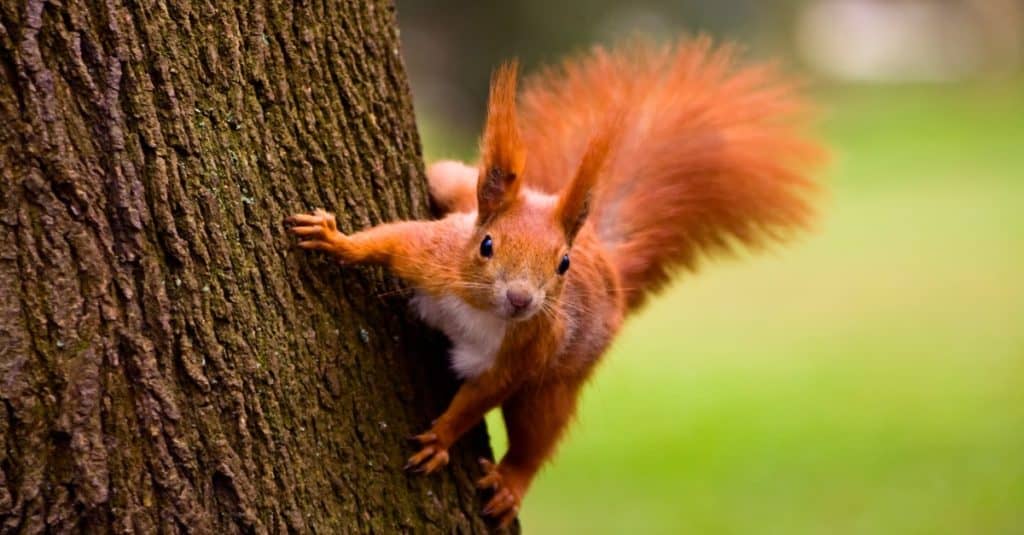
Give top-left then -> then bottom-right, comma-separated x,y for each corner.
411,292 -> 507,379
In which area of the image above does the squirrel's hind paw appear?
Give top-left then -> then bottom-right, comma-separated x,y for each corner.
476,458 -> 522,528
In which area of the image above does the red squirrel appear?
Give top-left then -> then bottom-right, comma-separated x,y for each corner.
286,38 -> 821,527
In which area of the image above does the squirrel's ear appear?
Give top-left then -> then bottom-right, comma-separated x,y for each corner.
477,61 -> 525,224
556,117 -> 619,243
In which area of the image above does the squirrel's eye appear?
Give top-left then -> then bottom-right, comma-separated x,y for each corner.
480,235 -> 494,258
557,253 -> 570,275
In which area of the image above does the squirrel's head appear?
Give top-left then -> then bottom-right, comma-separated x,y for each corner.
455,61 -> 615,322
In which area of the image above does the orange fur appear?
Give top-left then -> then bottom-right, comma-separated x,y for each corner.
426,160 -> 478,213
520,37 -> 823,309
554,112 -> 622,244
477,61 -> 527,223
287,37 -> 822,528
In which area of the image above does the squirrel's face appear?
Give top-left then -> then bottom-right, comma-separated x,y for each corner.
459,58 -> 614,321
460,192 -> 571,322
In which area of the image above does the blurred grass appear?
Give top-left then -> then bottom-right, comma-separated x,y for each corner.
422,81 -> 1024,534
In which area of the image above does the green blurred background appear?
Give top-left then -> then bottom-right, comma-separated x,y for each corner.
395,1 -> 1024,532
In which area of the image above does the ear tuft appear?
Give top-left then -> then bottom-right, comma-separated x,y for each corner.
477,61 -> 526,222
556,111 -> 623,243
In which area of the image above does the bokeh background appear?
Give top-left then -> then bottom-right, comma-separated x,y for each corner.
394,1 -> 1024,532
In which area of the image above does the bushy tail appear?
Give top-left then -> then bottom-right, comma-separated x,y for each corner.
518,37 -> 823,311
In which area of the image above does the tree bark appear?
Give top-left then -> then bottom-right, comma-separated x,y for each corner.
0,0 -> 504,532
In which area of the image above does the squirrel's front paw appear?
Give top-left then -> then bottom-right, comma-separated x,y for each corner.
476,458 -> 524,527
285,208 -> 346,255
404,431 -> 450,474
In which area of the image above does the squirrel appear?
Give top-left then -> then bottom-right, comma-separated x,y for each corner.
286,37 -> 821,527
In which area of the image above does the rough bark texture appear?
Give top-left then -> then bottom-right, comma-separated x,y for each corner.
0,0 -> 506,532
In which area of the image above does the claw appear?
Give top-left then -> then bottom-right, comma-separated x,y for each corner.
296,240 -> 332,251
476,473 -> 500,490
405,445 -> 436,470
405,430 -> 449,474
286,213 -> 323,226
476,460 -> 523,526
421,449 -> 449,473
498,506 -> 519,528
476,458 -> 500,489
290,226 -> 327,237
410,432 -> 437,444
483,488 -> 516,516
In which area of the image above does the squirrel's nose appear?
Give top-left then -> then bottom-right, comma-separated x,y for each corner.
506,289 -> 533,310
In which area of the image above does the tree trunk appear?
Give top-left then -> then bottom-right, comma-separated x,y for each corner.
0,0 -> 505,532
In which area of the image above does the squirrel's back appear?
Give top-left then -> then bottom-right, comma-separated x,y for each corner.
518,37 -> 823,310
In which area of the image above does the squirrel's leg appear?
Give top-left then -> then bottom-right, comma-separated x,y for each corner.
477,377 -> 584,527
406,369 -> 516,474
426,160 -> 478,214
